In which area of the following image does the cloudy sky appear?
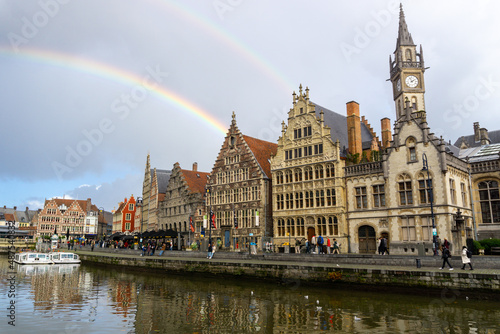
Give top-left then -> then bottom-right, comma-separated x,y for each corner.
1,0 -> 499,211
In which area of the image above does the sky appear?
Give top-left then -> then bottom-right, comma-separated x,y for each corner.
1,0 -> 499,212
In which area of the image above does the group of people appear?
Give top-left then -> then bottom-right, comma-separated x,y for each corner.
293,235 -> 340,254
439,238 -> 473,271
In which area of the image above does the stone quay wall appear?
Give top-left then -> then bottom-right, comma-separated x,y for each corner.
78,251 -> 500,294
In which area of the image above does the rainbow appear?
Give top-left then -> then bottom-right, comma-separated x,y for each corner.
149,0 -> 293,93
0,46 -> 228,135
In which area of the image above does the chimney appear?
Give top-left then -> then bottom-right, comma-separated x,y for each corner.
474,122 -> 480,142
381,117 -> 392,149
346,101 -> 362,157
13,206 -> 17,210
193,162 -> 198,172
480,127 -> 491,145
87,198 -> 91,213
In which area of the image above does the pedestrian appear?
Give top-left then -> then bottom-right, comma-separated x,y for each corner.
207,243 -> 213,259
443,238 -> 450,251
295,238 -> 301,254
332,239 -> 340,254
440,246 -> 453,270
435,235 -> 442,256
91,240 -> 95,252
311,235 -> 317,254
67,241 -> 70,250
159,242 -> 167,256
378,237 -> 383,255
326,237 -> 331,254
461,246 -> 473,270
317,234 -> 324,254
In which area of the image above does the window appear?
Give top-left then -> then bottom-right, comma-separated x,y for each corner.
418,173 -> 433,204
398,174 -> 413,206
449,179 -> 456,205
316,190 -> 325,207
402,217 -> 416,241
305,191 -> 314,208
355,187 -> 367,209
304,167 -> 313,181
373,184 -> 386,207
286,194 -> 293,209
125,222 -> 131,230
411,96 -> 417,110
276,172 -> 283,184
409,147 -> 416,162
478,181 -> 500,223
295,192 -> 303,208
125,213 -> 131,220
461,182 -> 467,206
317,217 -> 327,236
304,146 -> 312,156
421,216 -> 432,241
406,137 -> 417,162
294,168 -> 302,182
304,126 -> 312,137
276,194 -> 284,210
285,170 -> 292,183
286,219 -> 295,236
328,216 -> 338,235
294,128 -> 302,139
294,148 -> 302,158
277,219 -> 285,236
314,144 -> 323,155
296,218 -> 305,236
326,164 -> 335,178
315,165 -> 324,179
326,189 -> 336,206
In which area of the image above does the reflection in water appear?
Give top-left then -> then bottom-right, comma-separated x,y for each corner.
0,256 -> 499,333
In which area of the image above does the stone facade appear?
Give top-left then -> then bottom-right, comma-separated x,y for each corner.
270,86 -> 347,251
158,162 -> 209,247
206,112 -> 277,251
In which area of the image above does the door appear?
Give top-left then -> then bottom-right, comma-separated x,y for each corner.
307,227 -> 315,242
358,225 -> 376,254
224,230 -> 230,248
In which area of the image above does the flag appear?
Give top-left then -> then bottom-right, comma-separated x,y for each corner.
189,217 -> 195,232
211,211 -> 216,229
234,214 -> 238,229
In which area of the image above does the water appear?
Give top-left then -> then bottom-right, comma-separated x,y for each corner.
1,256 -> 499,333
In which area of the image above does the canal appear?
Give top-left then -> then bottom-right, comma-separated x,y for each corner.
1,256 -> 499,333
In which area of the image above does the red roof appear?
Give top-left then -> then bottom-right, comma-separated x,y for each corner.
44,198 -> 95,212
243,135 -> 278,178
181,169 -> 210,194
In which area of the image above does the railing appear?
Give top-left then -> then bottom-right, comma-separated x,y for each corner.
390,61 -> 423,77
345,161 -> 383,177
471,160 -> 500,173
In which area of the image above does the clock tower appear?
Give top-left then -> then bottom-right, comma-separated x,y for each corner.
389,4 -> 426,119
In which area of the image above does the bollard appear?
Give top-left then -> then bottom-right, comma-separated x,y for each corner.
416,258 -> 421,268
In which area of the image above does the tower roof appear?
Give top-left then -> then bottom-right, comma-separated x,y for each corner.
396,4 -> 414,50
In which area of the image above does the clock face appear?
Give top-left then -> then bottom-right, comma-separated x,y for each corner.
405,75 -> 418,88
396,78 -> 401,91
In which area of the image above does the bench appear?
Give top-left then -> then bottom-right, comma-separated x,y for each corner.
491,247 -> 500,255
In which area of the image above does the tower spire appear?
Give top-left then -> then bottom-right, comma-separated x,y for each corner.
396,3 -> 414,50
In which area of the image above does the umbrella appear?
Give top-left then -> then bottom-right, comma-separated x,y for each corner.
164,229 -> 178,238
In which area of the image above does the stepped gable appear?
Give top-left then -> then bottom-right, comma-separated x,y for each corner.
180,168 -> 210,194
242,135 -> 278,179
46,198 -> 91,212
311,102 -> 374,153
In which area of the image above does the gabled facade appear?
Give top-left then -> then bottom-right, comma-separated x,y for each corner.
206,112 -> 277,251
158,162 -> 209,247
345,5 -> 472,255
270,86 -> 348,250
36,198 -> 98,238
112,195 -> 137,233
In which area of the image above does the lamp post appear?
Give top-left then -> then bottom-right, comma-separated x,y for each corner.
422,153 -> 437,256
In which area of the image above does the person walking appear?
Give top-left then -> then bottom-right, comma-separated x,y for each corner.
326,237 -> 331,254
317,234 -> 324,254
91,240 -> 95,252
207,243 -> 213,259
440,246 -> 453,270
159,242 -> 167,256
332,239 -> 340,254
461,246 -> 473,270
295,238 -> 301,254
310,235 -> 317,254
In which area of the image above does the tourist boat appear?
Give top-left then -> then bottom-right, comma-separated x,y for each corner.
14,252 -> 54,265
49,252 -> 81,264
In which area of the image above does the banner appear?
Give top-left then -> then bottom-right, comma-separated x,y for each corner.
211,211 -> 216,229
189,217 -> 195,232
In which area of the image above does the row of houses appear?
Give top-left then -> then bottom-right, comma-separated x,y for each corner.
135,6 -> 500,255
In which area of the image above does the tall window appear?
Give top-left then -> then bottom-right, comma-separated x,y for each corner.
315,165 -> 324,179
398,174 -> 413,206
277,219 -> 285,236
276,172 -> 283,185
128,203 -> 134,211
406,137 -> 417,162
418,173 -> 433,204
317,217 -> 327,236
461,182 -> 467,206
355,187 -> 367,209
328,216 -> 338,235
316,190 -> 325,207
125,213 -> 131,220
304,167 -> 313,181
449,179 -> 457,205
372,184 -> 386,207
478,181 -> 500,223
285,170 -> 292,183
295,192 -> 303,208
276,194 -> 284,210
326,163 -> 335,178
286,194 -> 293,209
401,217 -> 416,241
304,126 -> 312,137
326,189 -> 336,206
305,191 -> 314,208
421,216 -> 432,241
294,168 -> 302,182
286,219 -> 295,236
296,218 -> 305,236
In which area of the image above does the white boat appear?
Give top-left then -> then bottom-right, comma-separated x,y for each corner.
49,252 -> 81,264
14,252 -> 54,265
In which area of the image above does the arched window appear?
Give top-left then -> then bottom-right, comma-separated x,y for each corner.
405,49 -> 412,61
406,137 -> 417,162
411,96 -> 417,110
478,181 -> 500,223
326,163 -> 335,178
285,170 -> 293,183
276,171 -> 283,185
418,172 -> 433,204
304,167 -> 313,181
315,165 -> 324,179
317,217 -> 327,235
398,173 -> 413,206
328,217 -> 338,235
294,168 -> 303,182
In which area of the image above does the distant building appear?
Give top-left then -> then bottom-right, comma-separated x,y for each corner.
36,198 -> 98,239
112,195 -> 137,233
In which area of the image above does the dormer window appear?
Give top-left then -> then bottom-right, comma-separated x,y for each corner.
406,137 -> 417,163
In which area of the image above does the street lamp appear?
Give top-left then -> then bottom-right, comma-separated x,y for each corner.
422,153 -> 437,256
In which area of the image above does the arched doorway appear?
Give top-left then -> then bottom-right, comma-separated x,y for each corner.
358,225 -> 376,253
307,227 -> 315,242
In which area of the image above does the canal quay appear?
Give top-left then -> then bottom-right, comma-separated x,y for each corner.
74,247 -> 500,297
2,253 -> 500,333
